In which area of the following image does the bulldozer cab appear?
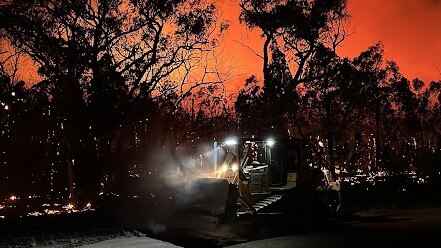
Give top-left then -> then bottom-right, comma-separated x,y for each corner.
216,139 -> 306,194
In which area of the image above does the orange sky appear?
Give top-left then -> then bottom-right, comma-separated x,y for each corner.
8,0 -> 441,90
216,0 -> 441,92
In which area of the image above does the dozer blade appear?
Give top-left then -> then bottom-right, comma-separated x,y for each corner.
174,178 -> 239,217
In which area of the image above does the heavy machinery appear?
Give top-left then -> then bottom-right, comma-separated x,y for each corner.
97,137 -> 341,229
179,137 -> 341,220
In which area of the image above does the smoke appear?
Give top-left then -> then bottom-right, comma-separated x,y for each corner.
144,142 -> 220,186
117,139 -> 231,224
147,221 -> 167,234
173,178 -> 207,205
429,0 -> 441,6
138,145 -> 203,203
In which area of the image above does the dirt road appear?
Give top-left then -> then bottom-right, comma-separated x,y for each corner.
226,206 -> 441,248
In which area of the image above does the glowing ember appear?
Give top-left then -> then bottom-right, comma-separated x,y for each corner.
44,209 -> 61,215
63,203 -> 75,211
27,211 -> 44,217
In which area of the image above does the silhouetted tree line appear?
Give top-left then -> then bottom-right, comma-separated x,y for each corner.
0,0 -> 234,203
0,0 -> 440,203
235,0 -> 441,178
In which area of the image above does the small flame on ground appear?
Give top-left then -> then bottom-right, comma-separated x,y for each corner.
63,203 -> 75,212
27,211 -> 44,217
44,209 -> 61,215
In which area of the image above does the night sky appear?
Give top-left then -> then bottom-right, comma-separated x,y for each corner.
214,0 -> 441,91
6,0 -> 441,89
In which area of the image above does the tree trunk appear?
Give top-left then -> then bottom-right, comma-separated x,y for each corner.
375,104 -> 381,171
63,135 -> 75,202
324,95 -> 336,177
263,32 -> 273,84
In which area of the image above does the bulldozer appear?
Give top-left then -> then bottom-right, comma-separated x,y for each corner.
96,137 -> 341,229
177,137 -> 341,220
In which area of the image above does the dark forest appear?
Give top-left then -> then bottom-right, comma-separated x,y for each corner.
0,1 -> 440,247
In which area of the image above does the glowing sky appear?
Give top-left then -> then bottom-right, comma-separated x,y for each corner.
8,0 -> 441,89
342,0 -> 441,82
216,0 -> 441,91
